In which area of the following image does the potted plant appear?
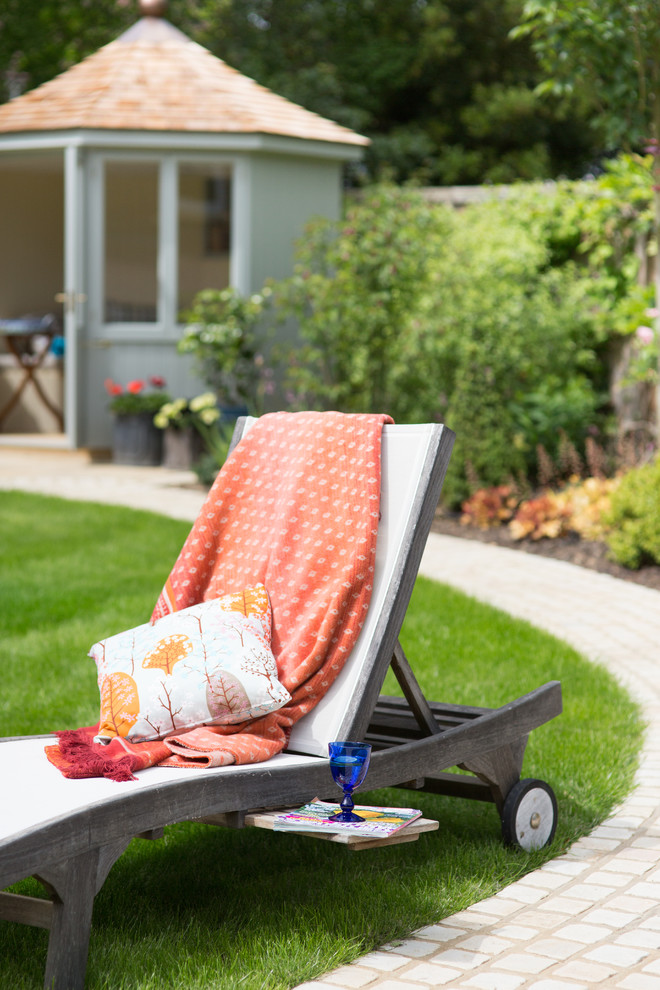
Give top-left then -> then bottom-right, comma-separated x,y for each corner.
105,376 -> 170,466
177,288 -> 270,414
153,392 -> 223,471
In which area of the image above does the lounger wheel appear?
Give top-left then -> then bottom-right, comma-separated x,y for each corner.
501,778 -> 557,851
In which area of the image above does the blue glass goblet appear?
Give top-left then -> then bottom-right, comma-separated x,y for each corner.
328,740 -> 372,822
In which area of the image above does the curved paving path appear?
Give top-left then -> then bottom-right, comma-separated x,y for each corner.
2,449 -> 660,989
299,540 -> 660,990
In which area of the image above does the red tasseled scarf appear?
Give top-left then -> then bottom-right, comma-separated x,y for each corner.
47,726 -> 170,782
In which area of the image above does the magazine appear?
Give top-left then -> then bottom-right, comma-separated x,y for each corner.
272,800 -> 422,837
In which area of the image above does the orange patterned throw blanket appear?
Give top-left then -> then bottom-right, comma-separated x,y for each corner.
47,411 -> 391,780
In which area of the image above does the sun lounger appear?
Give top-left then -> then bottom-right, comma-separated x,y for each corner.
0,419 -> 562,990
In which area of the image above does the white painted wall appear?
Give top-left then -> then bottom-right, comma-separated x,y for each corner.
247,154 -> 342,290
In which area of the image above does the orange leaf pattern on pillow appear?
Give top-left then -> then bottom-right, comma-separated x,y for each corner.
142,633 -> 193,674
223,585 -> 269,618
89,586 -> 290,744
206,669 -> 251,720
99,672 -> 140,739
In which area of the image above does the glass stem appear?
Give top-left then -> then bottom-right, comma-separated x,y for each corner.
340,788 -> 354,815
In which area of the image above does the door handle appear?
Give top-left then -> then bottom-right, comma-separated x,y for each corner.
55,291 -> 87,314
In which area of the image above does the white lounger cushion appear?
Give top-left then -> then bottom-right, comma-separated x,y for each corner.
0,736 -> 322,844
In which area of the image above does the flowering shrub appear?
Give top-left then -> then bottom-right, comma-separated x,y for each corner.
178,288 -> 270,409
153,393 -> 220,431
627,312 -> 659,385
460,485 -> 520,530
509,492 -> 573,541
154,392 -> 229,477
458,475 -> 619,544
563,476 -> 620,541
105,377 -> 170,416
507,477 -> 618,542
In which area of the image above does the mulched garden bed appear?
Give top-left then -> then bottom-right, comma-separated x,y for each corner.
431,514 -> 660,592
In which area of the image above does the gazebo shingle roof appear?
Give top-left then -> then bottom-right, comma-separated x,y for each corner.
0,16 -> 368,147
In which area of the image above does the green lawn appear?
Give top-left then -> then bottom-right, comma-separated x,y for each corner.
0,492 -> 644,989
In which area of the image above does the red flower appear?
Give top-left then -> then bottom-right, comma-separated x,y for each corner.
126,380 -> 145,394
149,375 -> 167,389
104,378 -> 123,397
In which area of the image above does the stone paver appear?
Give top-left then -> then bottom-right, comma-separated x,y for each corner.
3,448 -> 660,990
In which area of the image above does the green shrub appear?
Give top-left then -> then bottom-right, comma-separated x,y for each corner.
423,201 -> 607,504
178,288 -> 270,409
262,162 -> 657,503
270,184 -> 446,419
605,458 -> 660,568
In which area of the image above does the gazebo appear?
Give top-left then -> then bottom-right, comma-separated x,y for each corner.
0,0 -> 367,449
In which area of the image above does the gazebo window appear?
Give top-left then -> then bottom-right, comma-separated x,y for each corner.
104,161 -> 158,323
178,163 -> 231,315
204,176 -> 231,255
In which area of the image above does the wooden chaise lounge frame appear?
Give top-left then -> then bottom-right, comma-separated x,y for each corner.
0,420 -> 562,989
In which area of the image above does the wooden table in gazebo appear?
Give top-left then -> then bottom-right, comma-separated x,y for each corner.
0,316 -> 64,431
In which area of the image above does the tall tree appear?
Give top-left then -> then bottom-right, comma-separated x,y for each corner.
0,0 -> 600,185
515,0 -> 660,427
194,0 -> 599,183
0,0 -> 595,184
0,0 -> 134,98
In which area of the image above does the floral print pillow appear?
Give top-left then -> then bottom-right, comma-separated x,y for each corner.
90,584 -> 290,744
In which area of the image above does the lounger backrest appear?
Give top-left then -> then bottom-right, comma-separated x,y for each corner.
233,419 -> 454,758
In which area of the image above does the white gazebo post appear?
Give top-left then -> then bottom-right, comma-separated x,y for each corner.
61,142 -> 85,448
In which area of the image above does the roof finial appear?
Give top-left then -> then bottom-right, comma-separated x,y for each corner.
139,0 -> 168,17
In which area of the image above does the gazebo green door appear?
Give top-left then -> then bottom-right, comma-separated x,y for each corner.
84,153 -> 234,448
